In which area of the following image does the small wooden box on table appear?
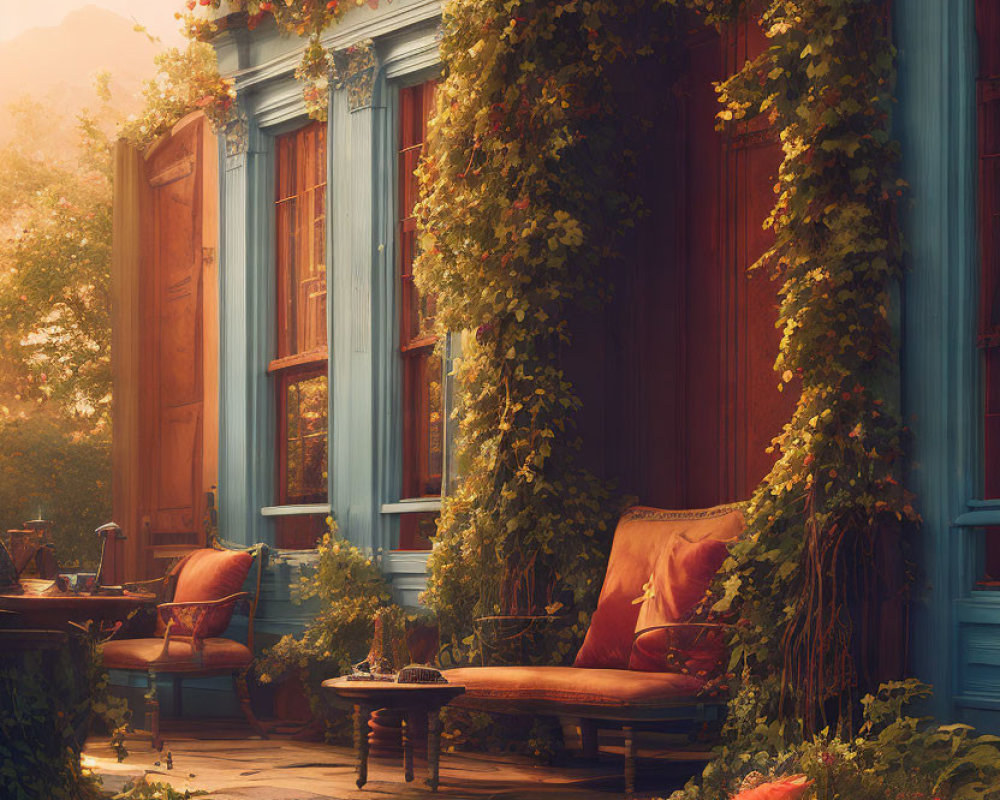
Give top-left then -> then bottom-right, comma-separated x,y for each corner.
321,678 -> 465,791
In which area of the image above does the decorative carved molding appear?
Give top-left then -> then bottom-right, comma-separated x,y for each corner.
225,107 -> 249,158
333,39 -> 379,112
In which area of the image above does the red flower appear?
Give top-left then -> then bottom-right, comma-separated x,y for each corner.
475,323 -> 494,344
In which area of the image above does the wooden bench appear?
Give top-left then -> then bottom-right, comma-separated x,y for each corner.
442,503 -> 744,799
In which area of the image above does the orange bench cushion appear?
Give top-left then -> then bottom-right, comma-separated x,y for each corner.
573,504 -> 743,669
442,666 -> 705,709
102,637 -> 252,674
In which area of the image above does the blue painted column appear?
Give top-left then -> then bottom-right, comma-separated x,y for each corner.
329,46 -> 385,553
218,109 -> 276,548
896,0 -> 978,720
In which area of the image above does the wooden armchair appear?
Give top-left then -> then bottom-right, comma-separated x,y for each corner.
101,543 -> 269,749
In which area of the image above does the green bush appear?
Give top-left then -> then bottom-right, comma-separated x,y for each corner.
0,634 -> 107,800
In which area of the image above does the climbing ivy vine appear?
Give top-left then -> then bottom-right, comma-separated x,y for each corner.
708,0 -> 915,735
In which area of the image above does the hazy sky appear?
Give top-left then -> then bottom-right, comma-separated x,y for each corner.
0,0 -> 186,46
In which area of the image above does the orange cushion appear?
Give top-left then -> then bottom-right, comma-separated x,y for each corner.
101,637 -> 252,673
171,548 -> 252,637
628,536 -> 729,672
442,666 -> 704,709
573,505 -> 743,669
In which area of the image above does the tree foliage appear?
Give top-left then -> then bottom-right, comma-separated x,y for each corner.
0,106 -> 112,422
0,99 -> 114,563
119,40 -> 234,149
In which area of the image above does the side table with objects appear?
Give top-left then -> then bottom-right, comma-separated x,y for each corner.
321,675 -> 465,791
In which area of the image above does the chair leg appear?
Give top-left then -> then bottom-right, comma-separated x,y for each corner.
146,669 -> 162,751
623,725 -> 635,800
233,669 -> 267,739
580,719 -> 599,760
172,676 -> 183,718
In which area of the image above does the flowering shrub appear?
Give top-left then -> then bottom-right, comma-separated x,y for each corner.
670,681 -> 1000,800
254,523 -> 396,738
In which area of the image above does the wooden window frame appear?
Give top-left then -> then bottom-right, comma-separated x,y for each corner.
275,121 -> 328,362
271,122 -> 330,543
398,81 -> 443,505
274,364 -> 329,507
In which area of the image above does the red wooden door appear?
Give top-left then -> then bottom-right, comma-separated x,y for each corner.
569,16 -> 792,511
113,113 -> 218,579
684,17 -> 792,507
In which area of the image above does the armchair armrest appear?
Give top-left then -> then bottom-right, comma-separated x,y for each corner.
155,592 -> 249,656
633,621 -> 733,636
631,622 -> 732,680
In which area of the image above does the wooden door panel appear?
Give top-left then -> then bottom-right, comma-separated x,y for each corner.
158,292 -> 200,407
155,405 -> 201,513
683,29 -> 726,509
158,178 -> 198,288
139,115 -> 213,572
114,112 -> 218,579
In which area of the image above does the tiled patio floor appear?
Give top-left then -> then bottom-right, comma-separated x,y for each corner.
83,720 -> 705,799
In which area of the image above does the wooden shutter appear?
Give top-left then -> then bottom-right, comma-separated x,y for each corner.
112,113 -> 218,579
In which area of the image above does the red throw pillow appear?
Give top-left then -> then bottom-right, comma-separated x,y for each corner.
169,548 -> 253,637
574,505 -> 743,669
730,776 -> 814,800
628,536 -> 729,672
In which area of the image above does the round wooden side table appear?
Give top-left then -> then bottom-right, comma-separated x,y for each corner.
321,678 -> 465,791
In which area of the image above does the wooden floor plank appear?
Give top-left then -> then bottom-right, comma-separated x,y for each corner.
84,719 -> 701,799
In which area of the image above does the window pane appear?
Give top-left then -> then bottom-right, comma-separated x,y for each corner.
283,373 -> 328,504
403,350 -> 442,498
399,81 -> 443,524
442,331 -> 467,497
276,121 -> 327,359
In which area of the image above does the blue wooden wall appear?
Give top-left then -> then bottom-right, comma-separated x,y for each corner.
896,0 -> 1000,730
211,2 -> 443,633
